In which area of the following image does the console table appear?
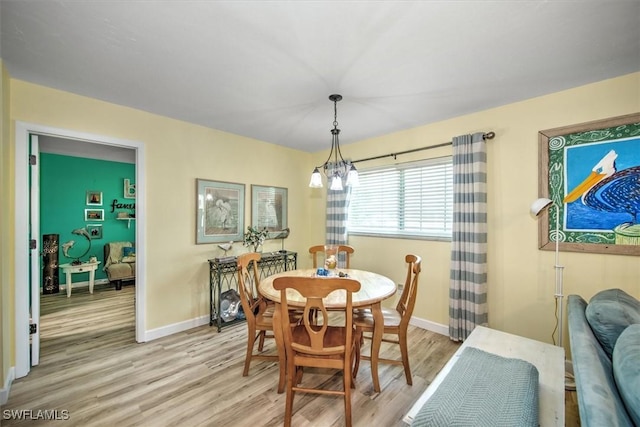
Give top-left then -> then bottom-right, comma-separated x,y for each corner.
207,251 -> 297,332
59,261 -> 101,297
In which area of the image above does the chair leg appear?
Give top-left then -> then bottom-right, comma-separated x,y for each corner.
398,330 -> 412,385
350,348 -> 357,387
295,366 -> 304,385
257,330 -> 266,352
243,328 -> 256,376
344,366 -> 353,427
352,330 -> 362,379
284,360 -> 296,427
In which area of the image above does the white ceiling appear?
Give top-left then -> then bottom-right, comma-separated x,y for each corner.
2,1 -> 639,153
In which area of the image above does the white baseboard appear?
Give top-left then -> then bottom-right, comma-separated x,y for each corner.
143,315 -> 210,342
141,313 -> 447,343
0,366 -> 15,405
410,316 -> 448,336
42,278 -> 110,293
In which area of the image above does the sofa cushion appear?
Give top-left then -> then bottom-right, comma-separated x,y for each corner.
567,295 -> 634,427
585,289 -> 640,358
105,262 -> 134,280
613,324 -> 640,426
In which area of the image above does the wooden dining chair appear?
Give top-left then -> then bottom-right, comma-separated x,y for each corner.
274,275 -> 361,427
237,252 -> 279,376
309,244 -> 355,269
353,254 -> 422,386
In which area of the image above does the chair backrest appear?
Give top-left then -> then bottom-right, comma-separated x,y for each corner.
396,254 -> 422,326
309,244 -> 355,269
274,276 -> 361,356
103,241 -> 133,268
236,252 -> 263,321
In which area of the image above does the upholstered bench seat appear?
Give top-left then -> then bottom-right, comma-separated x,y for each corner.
412,347 -> 539,427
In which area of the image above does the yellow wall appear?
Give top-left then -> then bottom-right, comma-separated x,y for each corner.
1,60 -> 14,389
10,79 -> 313,330
309,72 -> 640,346
4,72 -> 640,378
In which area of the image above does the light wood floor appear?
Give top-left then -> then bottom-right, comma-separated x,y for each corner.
4,284 -> 580,426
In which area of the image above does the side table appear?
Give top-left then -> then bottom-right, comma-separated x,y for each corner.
59,261 -> 101,297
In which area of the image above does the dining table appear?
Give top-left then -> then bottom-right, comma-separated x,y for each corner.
259,268 -> 397,394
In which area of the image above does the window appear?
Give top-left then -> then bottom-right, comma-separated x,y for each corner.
348,156 -> 452,240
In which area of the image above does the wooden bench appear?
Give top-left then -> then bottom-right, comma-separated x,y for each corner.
403,326 -> 564,426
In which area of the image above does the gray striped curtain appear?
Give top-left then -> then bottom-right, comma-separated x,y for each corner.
325,161 -> 352,267
449,133 -> 488,341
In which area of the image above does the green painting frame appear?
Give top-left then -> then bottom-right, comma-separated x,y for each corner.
537,112 -> 640,256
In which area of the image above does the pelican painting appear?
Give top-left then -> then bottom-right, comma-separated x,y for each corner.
564,148 -> 640,245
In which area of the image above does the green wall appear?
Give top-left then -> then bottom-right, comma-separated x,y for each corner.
40,153 -> 135,284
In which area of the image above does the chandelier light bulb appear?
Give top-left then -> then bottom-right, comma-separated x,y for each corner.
346,164 -> 359,187
330,174 -> 343,191
309,167 -> 323,188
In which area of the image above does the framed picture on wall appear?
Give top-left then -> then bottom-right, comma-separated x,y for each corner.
86,224 -> 103,240
86,191 -> 103,206
537,112 -> 640,256
85,209 -> 104,221
196,179 -> 245,244
251,185 -> 288,239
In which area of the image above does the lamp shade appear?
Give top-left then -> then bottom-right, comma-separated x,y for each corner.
329,174 -> 343,191
309,168 -> 323,188
346,164 -> 359,187
530,197 -> 553,216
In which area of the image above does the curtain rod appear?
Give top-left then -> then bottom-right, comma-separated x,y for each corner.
351,131 -> 495,164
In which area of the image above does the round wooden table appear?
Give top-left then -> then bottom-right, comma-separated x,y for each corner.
259,268 -> 396,393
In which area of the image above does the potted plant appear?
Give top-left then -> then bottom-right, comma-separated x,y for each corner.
243,226 -> 269,252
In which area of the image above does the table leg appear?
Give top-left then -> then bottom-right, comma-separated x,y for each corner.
66,271 -> 72,298
371,301 -> 383,393
273,302 -> 286,394
89,268 -> 95,294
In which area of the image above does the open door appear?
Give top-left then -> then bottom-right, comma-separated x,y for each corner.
15,121 -> 146,379
29,134 -> 40,367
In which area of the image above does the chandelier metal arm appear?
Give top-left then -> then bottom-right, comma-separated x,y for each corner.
309,94 -> 358,190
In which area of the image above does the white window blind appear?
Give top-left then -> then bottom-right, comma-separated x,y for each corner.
348,156 -> 453,240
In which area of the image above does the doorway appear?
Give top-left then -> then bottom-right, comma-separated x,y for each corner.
14,122 -> 147,379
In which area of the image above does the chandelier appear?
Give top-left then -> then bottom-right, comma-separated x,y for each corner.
309,94 -> 359,191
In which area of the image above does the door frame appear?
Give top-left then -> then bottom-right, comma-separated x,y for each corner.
14,121 -> 147,378
29,134 -> 40,367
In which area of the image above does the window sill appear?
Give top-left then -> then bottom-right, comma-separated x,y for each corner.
347,231 -> 451,242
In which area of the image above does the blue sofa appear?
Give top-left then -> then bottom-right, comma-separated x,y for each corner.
567,289 -> 640,427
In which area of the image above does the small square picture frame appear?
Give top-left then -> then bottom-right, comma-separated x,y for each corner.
86,224 -> 103,240
86,191 -> 103,206
85,209 -> 104,221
